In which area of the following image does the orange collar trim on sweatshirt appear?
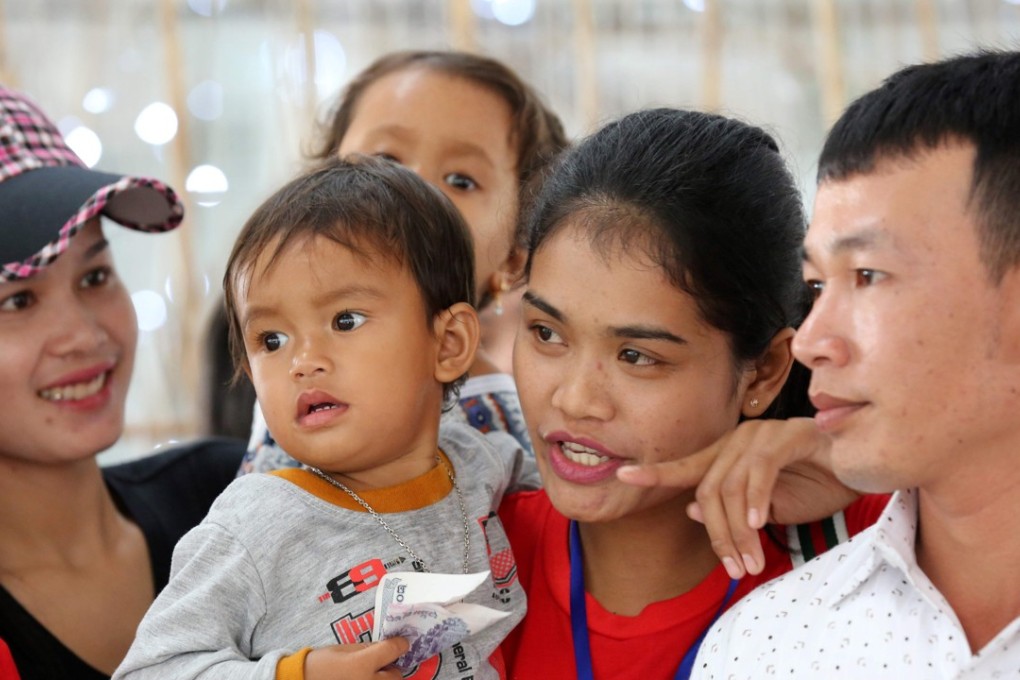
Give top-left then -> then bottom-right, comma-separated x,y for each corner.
269,450 -> 455,513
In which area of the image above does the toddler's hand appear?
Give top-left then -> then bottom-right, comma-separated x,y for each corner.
304,637 -> 410,680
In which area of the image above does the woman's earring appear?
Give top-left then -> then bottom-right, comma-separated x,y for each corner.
491,276 -> 510,316
749,398 -> 759,409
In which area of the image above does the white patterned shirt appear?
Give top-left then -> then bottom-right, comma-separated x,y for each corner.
692,489 -> 1020,679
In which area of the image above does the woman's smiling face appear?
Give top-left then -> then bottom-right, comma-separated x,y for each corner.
513,221 -> 753,524
0,219 -> 137,466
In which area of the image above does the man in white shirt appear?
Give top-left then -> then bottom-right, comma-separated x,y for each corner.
691,50 -> 1020,678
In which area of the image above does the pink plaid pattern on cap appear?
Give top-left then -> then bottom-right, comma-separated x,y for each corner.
0,87 -> 84,181
0,86 -> 184,282
1,176 -> 182,281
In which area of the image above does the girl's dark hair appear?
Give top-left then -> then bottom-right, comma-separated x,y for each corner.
524,107 -> 812,419
223,155 -> 475,402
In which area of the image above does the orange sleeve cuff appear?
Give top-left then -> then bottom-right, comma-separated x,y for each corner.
275,647 -> 312,680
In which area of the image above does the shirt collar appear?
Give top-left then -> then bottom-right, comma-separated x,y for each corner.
820,489 -> 921,607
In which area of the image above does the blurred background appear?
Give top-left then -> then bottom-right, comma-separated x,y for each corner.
4,0 -> 1017,462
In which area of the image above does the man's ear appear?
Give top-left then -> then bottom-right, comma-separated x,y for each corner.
742,327 -> 796,417
434,302 -> 480,383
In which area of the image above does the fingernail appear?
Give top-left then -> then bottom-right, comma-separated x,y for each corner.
742,553 -> 758,573
616,465 -> 645,483
687,502 -> 704,524
722,556 -> 743,579
747,508 -> 762,528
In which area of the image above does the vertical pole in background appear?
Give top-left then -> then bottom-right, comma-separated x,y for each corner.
572,0 -> 599,134
700,0 -> 722,112
812,0 -> 845,127
160,0 -> 199,436
915,0 -> 939,62
449,0 -> 477,52
0,0 -> 14,88
296,0 -> 318,119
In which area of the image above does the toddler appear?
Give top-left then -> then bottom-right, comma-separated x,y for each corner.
115,156 -> 536,680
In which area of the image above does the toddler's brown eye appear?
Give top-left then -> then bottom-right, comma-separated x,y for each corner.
261,332 -> 287,351
334,311 -> 366,332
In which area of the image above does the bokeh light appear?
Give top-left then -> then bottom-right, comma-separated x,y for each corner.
82,87 -> 114,114
64,125 -> 103,168
492,0 -> 536,26
187,0 -> 228,17
132,290 -> 168,332
471,0 -> 496,19
283,30 -> 347,102
186,164 -> 229,207
134,102 -> 178,146
187,80 -> 224,121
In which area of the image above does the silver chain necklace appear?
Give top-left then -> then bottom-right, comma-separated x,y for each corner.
306,455 -> 471,574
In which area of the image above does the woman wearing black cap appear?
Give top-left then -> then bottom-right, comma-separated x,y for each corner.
0,87 -> 244,679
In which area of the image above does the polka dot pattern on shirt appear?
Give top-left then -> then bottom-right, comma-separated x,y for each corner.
691,490 -> 1020,679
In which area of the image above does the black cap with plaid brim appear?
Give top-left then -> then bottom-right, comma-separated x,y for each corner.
0,86 -> 184,282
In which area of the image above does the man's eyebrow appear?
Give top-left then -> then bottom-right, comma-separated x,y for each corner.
802,228 -> 889,264
522,291 -> 564,323
610,324 -> 687,345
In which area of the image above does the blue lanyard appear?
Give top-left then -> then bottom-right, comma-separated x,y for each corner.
568,520 -> 738,680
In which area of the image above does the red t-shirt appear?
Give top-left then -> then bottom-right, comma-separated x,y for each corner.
0,639 -> 20,680
499,490 -> 889,680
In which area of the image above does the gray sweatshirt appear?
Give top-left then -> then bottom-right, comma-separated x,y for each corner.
114,422 -> 537,680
